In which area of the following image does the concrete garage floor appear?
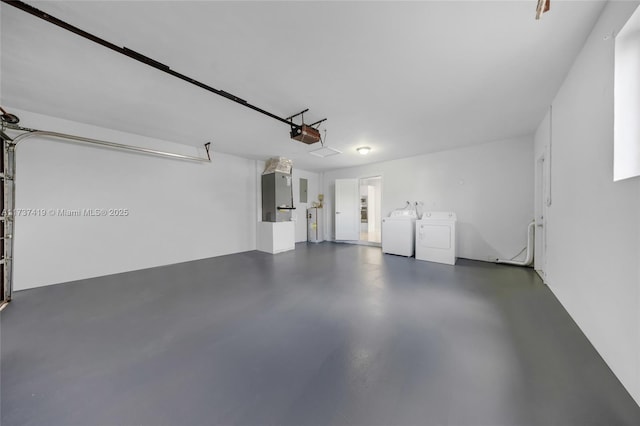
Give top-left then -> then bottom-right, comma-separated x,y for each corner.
2,243 -> 639,426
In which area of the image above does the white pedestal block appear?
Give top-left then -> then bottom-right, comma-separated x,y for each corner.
257,221 -> 295,254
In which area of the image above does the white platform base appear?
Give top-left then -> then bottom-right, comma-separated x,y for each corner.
257,221 -> 295,254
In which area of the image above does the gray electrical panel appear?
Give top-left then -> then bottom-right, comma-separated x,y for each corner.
300,178 -> 308,203
262,172 -> 294,222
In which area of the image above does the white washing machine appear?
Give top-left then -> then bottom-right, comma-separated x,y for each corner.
416,212 -> 457,265
382,210 -> 417,257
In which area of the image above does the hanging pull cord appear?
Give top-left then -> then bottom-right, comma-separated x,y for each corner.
321,129 -> 327,147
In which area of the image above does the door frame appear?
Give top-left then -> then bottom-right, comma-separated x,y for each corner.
358,175 -> 382,245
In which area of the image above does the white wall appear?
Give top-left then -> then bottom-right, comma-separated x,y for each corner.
323,136 -> 534,262
9,108 -> 257,290
533,1 -> 640,405
254,161 -> 320,243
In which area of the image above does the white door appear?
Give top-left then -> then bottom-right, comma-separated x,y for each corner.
335,178 -> 360,240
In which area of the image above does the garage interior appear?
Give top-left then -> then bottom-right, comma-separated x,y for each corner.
2,1 -> 640,425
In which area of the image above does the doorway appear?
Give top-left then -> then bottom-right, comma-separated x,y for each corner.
359,176 -> 382,244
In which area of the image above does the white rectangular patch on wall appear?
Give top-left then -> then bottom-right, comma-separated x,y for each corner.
614,5 -> 640,181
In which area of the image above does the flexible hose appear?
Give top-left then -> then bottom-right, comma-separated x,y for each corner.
497,221 -> 535,266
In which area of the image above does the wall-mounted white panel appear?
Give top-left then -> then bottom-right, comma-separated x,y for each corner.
614,5 -> 640,181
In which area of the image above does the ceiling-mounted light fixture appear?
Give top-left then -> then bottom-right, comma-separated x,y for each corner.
357,146 -> 371,155
535,0 -> 550,20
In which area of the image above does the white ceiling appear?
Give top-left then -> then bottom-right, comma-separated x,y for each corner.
1,1 -> 605,171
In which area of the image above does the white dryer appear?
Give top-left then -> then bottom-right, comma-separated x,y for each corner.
416,212 -> 457,265
382,210 -> 417,257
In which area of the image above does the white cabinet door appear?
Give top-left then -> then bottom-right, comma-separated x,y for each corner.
335,178 -> 360,241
